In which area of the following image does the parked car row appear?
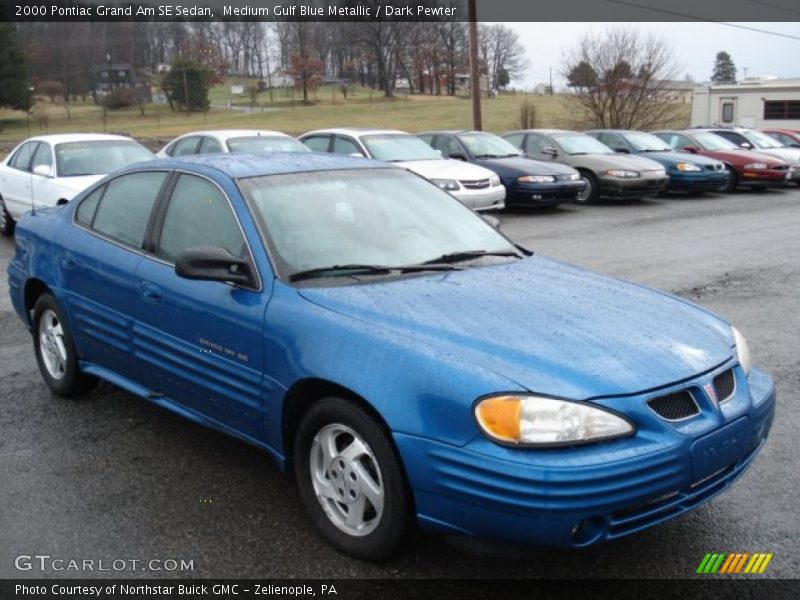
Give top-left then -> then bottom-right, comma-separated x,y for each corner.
1,125 -> 797,237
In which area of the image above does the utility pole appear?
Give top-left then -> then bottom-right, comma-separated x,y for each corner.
549,67 -> 553,95
468,0 -> 482,131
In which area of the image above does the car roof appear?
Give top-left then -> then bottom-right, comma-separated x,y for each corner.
132,152 -> 394,179
503,129 -> 580,136
20,133 -> 135,144
417,130 -> 470,135
173,129 -> 293,139
301,128 -> 409,138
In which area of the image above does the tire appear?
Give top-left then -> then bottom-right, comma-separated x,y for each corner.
723,166 -> 738,193
0,196 -> 15,237
575,171 -> 598,204
32,293 -> 96,397
294,397 -> 413,561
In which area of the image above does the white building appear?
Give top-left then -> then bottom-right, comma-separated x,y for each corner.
691,78 -> 800,129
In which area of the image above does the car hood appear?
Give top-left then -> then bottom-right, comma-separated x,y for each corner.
474,157 -> 577,177
566,153 -> 665,172
56,175 -> 106,195
633,151 -> 719,168
399,159 -> 495,181
697,149 -> 784,166
298,257 -> 733,400
750,147 -> 800,165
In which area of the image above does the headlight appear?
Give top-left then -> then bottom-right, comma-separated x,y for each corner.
489,174 -> 501,187
430,178 -> 460,191
568,173 -> 580,180
474,394 -> 635,447
675,162 -> 702,172
732,326 -> 751,376
517,175 -> 556,183
744,163 -> 768,170
605,169 -> 640,178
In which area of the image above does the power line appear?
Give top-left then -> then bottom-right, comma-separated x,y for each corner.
606,0 -> 800,41
740,0 -> 800,18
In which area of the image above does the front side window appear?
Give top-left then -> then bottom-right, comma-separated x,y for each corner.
458,133 -> 521,158
524,134 -> 549,154
31,143 -> 53,171
157,174 -> 246,264
170,136 -> 202,157
433,136 -> 463,158
301,136 -> 332,153
503,133 -> 525,150
198,137 -> 223,154
332,136 -> 363,156
91,172 -> 167,248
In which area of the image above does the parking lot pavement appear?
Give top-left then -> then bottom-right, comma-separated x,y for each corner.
1,189 -> 798,579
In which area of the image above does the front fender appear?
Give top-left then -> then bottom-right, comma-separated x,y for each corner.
262,282 -> 519,450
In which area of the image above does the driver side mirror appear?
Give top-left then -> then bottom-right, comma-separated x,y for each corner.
175,246 -> 255,288
448,152 -> 467,161
32,164 -> 53,177
542,147 -> 558,157
614,147 -> 630,154
682,146 -> 699,154
740,142 -> 752,149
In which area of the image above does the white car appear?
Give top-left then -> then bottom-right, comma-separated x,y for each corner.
0,133 -> 154,236
156,129 -> 309,158
298,128 -> 506,211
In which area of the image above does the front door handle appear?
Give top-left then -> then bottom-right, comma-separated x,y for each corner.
60,253 -> 76,270
139,281 -> 162,303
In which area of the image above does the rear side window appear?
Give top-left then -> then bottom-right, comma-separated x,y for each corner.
9,142 -> 37,171
75,186 -> 105,226
92,172 -> 167,248
332,137 -> 363,156
302,136 -> 332,152
156,174 -> 246,263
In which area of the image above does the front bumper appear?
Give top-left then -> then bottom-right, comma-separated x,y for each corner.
452,186 -> 506,212
738,168 -> 791,187
667,172 -> 729,192
597,174 -> 669,199
506,181 -> 586,207
396,365 -> 775,547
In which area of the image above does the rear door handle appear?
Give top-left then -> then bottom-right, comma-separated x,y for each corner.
139,281 -> 162,303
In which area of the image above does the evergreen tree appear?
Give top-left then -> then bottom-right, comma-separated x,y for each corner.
711,51 -> 737,84
0,23 -> 32,112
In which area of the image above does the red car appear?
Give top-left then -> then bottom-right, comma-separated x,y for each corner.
653,130 -> 792,192
762,128 -> 800,149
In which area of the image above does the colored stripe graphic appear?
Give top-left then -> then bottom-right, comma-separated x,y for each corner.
697,552 -> 772,574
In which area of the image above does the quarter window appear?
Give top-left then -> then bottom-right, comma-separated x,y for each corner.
157,174 -> 246,264
76,186 -> 105,226
91,172 -> 167,248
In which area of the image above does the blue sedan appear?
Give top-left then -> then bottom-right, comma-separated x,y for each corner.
586,130 -> 730,193
7,153 -> 775,560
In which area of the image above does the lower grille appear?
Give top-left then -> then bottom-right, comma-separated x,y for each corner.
713,369 -> 736,403
460,178 -> 491,190
647,390 -> 699,421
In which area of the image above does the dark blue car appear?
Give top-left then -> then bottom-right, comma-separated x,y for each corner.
418,130 -> 585,207
586,130 -> 730,193
7,153 -> 774,560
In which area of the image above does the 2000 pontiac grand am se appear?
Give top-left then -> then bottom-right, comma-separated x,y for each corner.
7,153 -> 775,560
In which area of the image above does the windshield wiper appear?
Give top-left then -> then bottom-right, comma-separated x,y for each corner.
474,154 -> 501,159
421,250 -> 522,265
289,263 -> 461,282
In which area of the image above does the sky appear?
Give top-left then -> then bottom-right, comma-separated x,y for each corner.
505,22 -> 800,89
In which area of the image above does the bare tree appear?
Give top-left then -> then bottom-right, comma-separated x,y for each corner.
479,24 -> 528,90
562,27 -> 684,130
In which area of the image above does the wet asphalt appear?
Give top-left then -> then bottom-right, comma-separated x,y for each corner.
0,188 -> 798,580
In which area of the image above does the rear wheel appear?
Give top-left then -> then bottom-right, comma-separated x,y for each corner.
723,166 -> 738,193
294,397 -> 413,561
575,171 -> 598,204
0,197 -> 15,236
32,293 -> 96,397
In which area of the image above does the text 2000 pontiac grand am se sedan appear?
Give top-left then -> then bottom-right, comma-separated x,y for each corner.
7,153 -> 774,560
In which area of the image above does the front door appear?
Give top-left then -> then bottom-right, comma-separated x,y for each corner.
134,172 -> 270,440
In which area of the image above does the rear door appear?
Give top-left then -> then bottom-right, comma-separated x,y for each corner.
1,141 -> 38,218
60,170 -> 170,376
133,172 -> 269,439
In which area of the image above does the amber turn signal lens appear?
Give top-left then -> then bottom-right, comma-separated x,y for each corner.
475,396 -> 521,442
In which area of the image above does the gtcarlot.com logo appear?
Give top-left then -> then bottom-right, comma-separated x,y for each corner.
697,552 -> 774,574
15,554 -> 195,573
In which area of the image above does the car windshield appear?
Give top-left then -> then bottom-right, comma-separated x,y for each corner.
226,136 -> 309,154
362,135 -> 442,162
624,132 -> 672,152
743,130 -> 785,149
239,168 -> 517,281
552,133 -> 614,155
458,133 -> 521,157
692,132 -> 739,151
55,140 -> 154,177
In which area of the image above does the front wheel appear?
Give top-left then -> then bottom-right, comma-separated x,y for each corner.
0,197 -> 15,236
574,171 -> 598,204
32,293 -> 96,397
294,398 -> 413,561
